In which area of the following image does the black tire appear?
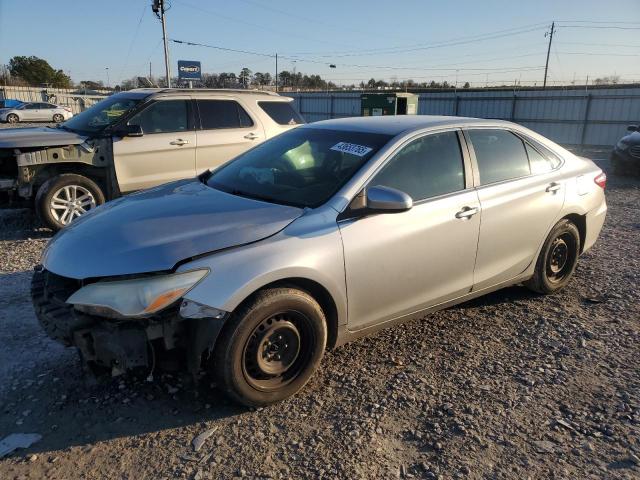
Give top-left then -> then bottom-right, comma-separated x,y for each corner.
6,113 -> 19,124
35,174 -> 105,231
525,219 -> 581,294
53,113 -> 64,123
213,287 -> 327,407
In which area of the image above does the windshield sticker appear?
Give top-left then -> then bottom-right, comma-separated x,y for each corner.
330,142 -> 373,157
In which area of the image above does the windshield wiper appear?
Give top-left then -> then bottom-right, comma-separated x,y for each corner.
228,189 -> 282,204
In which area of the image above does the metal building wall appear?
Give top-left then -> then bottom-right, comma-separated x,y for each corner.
285,86 -> 640,147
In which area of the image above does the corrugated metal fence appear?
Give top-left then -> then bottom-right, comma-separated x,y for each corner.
0,85 -> 109,114
285,86 -> 640,147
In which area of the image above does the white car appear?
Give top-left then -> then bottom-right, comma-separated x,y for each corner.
0,102 -> 73,123
0,89 -> 304,229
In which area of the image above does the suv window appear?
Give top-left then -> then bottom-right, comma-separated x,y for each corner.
372,131 -> 465,201
197,100 -> 254,129
128,100 -> 190,134
468,129 -> 531,185
258,101 -> 304,125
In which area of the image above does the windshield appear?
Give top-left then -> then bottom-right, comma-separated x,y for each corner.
62,95 -> 143,133
207,127 -> 393,208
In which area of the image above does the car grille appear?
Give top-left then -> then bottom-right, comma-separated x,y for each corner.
629,145 -> 640,158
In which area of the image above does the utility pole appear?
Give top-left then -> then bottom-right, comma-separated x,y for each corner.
543,21 -> 555,90
152,0 -> 172,88
275,53 -> 278,92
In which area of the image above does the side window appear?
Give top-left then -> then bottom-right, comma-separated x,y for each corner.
24,103 -> 38,110
371,131 -> 465,201
525,143 -> 555,174
197,100 -> 254,129
468,129 -> 531,185
128,100 -> 190,134
258,101 -> 305,125
45,103 -> 57,109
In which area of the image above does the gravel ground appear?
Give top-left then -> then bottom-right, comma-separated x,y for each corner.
0,147 -> 638,479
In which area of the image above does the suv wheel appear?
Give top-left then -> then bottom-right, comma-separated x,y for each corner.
53,113 -> 64,123
213,287 -> 327,406
6,113 -> 19,123
525,219 -> 580,294
35,174 -> 105,230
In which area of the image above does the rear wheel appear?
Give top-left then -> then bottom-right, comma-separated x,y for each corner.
6,113 -> 18,124
35,174 -> 105,230
213,287 -> 327,406
525,219 -> 580,294
53,113 -> 64,123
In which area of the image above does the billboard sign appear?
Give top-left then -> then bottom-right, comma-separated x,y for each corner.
177,60 -> 201,80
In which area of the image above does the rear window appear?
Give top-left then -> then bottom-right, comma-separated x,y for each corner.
258,101 -> 305,125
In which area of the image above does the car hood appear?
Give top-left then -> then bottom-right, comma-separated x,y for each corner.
0,127 -> 88,149
42,179 -> 305,279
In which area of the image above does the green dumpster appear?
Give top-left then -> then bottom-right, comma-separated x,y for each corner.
361,92 -> 419,117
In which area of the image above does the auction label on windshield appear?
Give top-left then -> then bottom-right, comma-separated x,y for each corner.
331,142 -> 373,157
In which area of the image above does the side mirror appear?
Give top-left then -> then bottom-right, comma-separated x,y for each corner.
366,185 -> 413,213
627,125 -> 639,132
116,124 -> 143,137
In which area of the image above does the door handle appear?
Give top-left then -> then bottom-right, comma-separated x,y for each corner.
244,132 -> 259,140
455,206 -> 479,219
170,139 -> 189,146
546,182 -> 561,193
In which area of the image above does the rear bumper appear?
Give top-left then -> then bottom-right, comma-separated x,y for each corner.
583,196 -> 607,253
31,267 -> 227,376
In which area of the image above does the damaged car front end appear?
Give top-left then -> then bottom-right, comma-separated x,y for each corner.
32,267 -> 228,377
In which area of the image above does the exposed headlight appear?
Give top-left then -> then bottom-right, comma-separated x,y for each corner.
66,269 -> 209,318
616,139 -> 630,151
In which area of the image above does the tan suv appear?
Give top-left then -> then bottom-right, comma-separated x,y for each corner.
0,88 -> 304,229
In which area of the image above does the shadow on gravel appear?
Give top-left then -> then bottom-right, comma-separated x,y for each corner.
452,285 -> 539,310
0,208 -> 52,241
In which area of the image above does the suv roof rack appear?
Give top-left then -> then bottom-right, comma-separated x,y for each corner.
131,88 -> 281,96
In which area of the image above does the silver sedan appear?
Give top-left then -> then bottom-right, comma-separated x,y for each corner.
0,102 -> 73,123
34,116 -> 607,406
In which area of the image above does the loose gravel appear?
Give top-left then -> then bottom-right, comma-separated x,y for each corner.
0,150 -> 638,479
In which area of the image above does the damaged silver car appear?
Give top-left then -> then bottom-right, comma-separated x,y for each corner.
0,88 -> 303,230
33,116 -> 607,406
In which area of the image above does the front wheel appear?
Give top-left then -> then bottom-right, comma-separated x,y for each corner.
213,287 -> 327,407
525,219 -> 581,294
35,174 -> 105,230
6,113 -> 19,124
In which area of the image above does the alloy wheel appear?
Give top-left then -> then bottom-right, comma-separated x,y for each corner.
49,185 -> 97,225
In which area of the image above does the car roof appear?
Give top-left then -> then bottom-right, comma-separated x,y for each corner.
128,88 -> 286,100
303,115 -> 514,136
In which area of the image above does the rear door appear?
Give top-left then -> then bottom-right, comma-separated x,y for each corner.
339,130 -> 481,330
112,97 -> 197,192
194,98 -> 264,174
466,128 -> 565,290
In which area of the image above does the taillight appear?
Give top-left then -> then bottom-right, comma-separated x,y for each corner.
594,171 -> 607,189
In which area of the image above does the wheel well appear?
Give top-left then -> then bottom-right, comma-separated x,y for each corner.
34,164 -> 106,192
254,278 -> 340,350
561,213 -> 586,253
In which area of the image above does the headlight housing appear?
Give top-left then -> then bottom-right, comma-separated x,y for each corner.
66,269 -> 209,318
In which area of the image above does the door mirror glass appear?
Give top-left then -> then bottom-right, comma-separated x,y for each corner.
366,185 -> 413,213
627,125 -> 639,132
117,124 -> 143,137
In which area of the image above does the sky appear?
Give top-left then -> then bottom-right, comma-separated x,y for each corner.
0,0 -> 639,87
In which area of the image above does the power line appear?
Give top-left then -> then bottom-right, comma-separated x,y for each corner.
116,3 -> 148,84
286,23 -> 551,57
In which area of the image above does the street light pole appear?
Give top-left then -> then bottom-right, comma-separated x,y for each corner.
153,0 -> 172,88
105,67 -> 110,88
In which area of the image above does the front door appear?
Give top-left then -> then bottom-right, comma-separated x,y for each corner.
466,128 -> 565,290
113,97 -> 196,192
20,103 -> 41,120
339,130 -> 481,331
194,99 -> 264,174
